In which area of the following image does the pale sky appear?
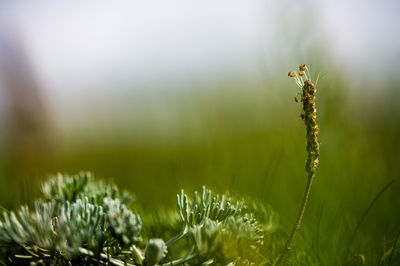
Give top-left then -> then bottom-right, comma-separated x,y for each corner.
0,0 -> 399,111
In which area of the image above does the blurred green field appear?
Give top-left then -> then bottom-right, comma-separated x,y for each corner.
0,67 -> 399,265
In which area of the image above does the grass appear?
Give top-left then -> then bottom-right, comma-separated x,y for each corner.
0,66 -> 399,264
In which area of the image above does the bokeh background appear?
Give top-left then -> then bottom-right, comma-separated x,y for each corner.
0,1 -> 399,264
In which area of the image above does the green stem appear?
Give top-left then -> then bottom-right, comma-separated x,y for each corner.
130,244 -> 144,264
20,245 -> 39,258
160,253 -> 196,266
388,228 -> 400,266
79,247 -> 134,266
100,252 -> 134,266
165,226 -> 188,247
275,171 -> 315,265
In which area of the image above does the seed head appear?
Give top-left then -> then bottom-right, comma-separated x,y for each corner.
288,72 -> 296,78
301,80 -> 319,173
288,65 -> 320,174
278,64 -> 320,265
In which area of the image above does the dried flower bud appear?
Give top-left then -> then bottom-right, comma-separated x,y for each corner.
298,71 -> 304,76
144,239 -> 167,266
299,64 -> 306,71
288,72 -> 296,77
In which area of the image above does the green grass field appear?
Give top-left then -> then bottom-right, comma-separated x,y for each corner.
0,68 -> 399,265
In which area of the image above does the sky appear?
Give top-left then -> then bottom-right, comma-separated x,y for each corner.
0,0 -> 399,116
319,0 -> 400,76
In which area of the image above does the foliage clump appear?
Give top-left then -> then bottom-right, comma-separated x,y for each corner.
42,172 -> 132,206
0,172 -> 280,265
103,198 -> 142,247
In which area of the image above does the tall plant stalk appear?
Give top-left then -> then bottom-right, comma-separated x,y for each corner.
276,64 -> 320,265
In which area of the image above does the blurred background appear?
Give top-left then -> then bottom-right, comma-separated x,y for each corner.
0,1 -> 399,264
